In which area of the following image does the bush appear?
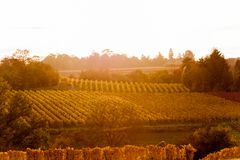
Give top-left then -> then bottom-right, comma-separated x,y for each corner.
189,125 -> 236,159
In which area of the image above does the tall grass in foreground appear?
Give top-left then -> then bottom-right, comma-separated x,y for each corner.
0,144 -> 195,160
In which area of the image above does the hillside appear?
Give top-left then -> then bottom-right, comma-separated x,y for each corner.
59,78 -> 189,93
20,90 -> 240,127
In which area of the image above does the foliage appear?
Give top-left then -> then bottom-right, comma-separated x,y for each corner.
189,125 -> 236,159
233,59 -> 240,91
25,61 -> 59,89
0,144 -> 196,160
182,49 -> 232,91
181,57 -> 196,89
203,146 -> 240,160
0,77 -> 11,106
85,96 -> 138,146
204,49 -> 232,90
43,51 -> 183,70
86,96 -> 137,128
0,80 -> 49,151
183,50 -> 195,60
0,49 -> 59,90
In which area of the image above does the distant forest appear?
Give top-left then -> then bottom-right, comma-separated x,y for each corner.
42,49 -> 240,92
43,49 -> 239,71
43,49 -> 191,70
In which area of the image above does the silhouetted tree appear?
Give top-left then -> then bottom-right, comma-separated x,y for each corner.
182,49 -> 232,91
204,49 -> 232,91
233,59 -> 240,91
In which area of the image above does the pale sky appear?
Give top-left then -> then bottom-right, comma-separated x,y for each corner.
0,0 -> 240,59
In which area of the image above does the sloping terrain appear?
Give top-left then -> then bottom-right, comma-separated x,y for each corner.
19,90 -> 240,127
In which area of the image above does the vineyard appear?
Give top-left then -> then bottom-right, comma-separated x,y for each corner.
59,78 -> 190,93
19,90 -> 240,127
0,144 -> 195,160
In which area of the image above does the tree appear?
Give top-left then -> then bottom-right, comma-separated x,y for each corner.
181,49 -> 233,91
152,52 -> 166,66
0,77 -> 11,103
141,55 -> 151,66
233,59 -> 240,91
0,79 -> 49,151
0,49 -> 59,90
168,48 -> 174,60
181,57 -> 196,89
183,50 -> 194,60
189,125 -> 236,159
204,49 -> 232,91
0,58 -> 26,89
25,61 -> 59,89
85,95 -> 137,146
12,49 -> 31,62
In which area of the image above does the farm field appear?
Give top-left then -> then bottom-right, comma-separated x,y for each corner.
20,90 -> 240,127
16,89 -> 240,146
59,78 -> 190,93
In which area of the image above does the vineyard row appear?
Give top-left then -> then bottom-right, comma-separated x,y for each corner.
18,90 -> 240,127
59,78 -> 190,93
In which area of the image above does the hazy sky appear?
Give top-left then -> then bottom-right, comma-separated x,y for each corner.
0,0 -> 240,59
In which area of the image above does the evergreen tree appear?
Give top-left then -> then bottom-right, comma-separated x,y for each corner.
181,49 -> 232,91
204,49 -> 232,91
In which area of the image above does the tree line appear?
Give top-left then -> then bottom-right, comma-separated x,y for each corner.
182,48 -> 240,91
43,49 -> 194,70
0,49 -> 59,90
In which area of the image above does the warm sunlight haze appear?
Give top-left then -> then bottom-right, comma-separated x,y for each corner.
1,1 -> 240,160
0,0 -> 240,58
